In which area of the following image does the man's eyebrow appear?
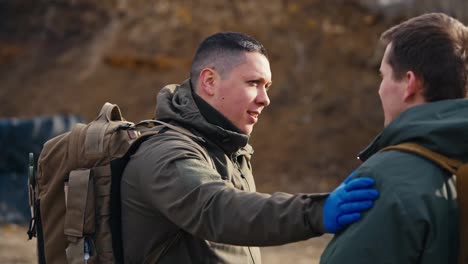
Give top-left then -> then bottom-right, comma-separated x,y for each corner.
248,77 -> 272,83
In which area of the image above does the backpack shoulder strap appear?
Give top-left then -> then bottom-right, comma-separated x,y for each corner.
381,142 -> 468,264
381,142 -> 462,174
134,120 -> 205,143
113,121 -> 187,264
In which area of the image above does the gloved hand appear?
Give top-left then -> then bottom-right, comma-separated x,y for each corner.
323,170 -> 379,233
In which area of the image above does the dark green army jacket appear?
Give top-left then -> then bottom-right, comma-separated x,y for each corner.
321,99 -> 468,264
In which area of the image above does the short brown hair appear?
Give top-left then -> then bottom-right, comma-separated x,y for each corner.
190,32 -> 268,89
381,13 -> 468,101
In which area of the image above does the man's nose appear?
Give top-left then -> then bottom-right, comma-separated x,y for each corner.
257,87 -> 270,106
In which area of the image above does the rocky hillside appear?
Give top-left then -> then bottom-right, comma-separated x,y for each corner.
0,0 -> 405,193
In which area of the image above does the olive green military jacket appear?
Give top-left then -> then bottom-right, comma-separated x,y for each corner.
121,80 -> 327,264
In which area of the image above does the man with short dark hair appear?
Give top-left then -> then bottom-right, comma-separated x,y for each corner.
320,13 -> 468,263
121,32 -> 379,263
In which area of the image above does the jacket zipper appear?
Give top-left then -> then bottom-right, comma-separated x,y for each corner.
231,153 -> 252,191
231,154 -> 256,263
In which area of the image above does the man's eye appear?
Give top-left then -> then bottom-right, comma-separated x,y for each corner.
248,81 -> 258,86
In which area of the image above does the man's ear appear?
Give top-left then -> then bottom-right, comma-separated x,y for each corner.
403,70 -> 424,102
198,68 -> 217,96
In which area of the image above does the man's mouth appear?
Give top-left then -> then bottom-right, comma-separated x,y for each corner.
247,110 -> 260,120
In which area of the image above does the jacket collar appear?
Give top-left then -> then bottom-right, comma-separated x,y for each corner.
358,99 -> 468,162
155,79 -> 251,155
192,88 -> 243,134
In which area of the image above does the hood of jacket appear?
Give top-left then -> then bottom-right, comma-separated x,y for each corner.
359,98 -> 468,162
154,79 -> 252,155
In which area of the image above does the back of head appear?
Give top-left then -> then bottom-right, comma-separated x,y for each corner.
190,32 -> 268,88
381,13 -> 468,101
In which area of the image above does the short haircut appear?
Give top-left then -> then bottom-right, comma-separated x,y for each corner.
381,13 -> 468,101
190,32 -> 268,88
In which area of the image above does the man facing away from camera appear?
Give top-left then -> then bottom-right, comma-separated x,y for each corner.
121,32 -> 379,264
321,13 -> 468,264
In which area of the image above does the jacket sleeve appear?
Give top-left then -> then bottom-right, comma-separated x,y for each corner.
136,136 -> 328,246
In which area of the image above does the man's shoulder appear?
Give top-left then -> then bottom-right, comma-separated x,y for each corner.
359,148 -> 451,203
362,147 -> 446,176
137,125 -> 208,158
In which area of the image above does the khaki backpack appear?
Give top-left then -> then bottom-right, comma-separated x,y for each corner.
27,102 -> 189,264
382,143 -> 467,264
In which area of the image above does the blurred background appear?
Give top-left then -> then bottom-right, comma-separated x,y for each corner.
1,0 -> 467,263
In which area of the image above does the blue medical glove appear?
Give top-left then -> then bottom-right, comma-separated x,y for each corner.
323,170 -> 379,233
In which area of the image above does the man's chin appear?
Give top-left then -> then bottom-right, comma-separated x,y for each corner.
241,125 -> 254,135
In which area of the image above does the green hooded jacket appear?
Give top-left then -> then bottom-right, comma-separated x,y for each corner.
121,80 -> 328,264
320,99 -> 468,264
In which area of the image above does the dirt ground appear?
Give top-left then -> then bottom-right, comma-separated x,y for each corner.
0,225 -> 37,264
0,224 -> 331,263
